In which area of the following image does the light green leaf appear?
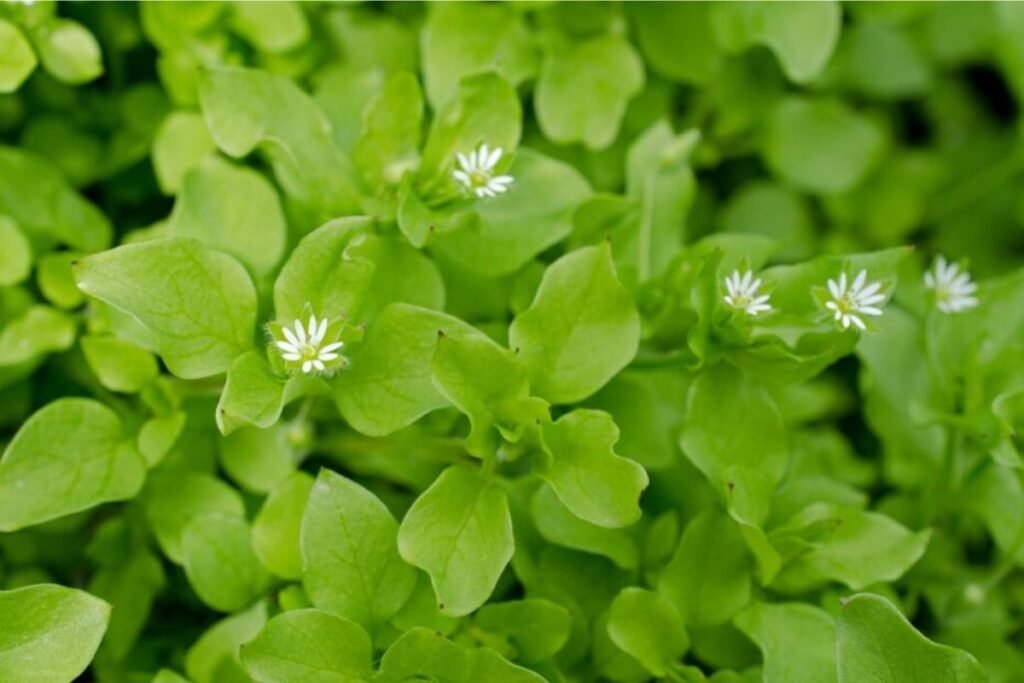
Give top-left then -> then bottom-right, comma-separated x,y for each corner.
712,1 -> 840,84
764,96 -> 885,194
0,19 -> 37,93
734,601 -> 837,683
31,19 -> 103,84
658,510 -> 753,627
241,609 -> 373,683
37,251 -> 85,309
535,35 -> 644,150
334,304 -> 475,437
344,233 -> 445,324
0,146 -> 111,252
0,305 -> 76,367
200,67 -> 360,220
152,111 -> 216,194
353,70 -> 423,189
531,484 -> 639,570
185,601 -> 267,683
89,548 -> 165,661
272,217 -> 376,325
229,1 -> 309,54
182,512 -> 272,612
170,157 -> 287,276
771,504 -> 931,592
252,472 -> 313,580
81,335 -> 159,393
0,398 -> 144,532
680,364 -> 787,524
74,237 -> 258,379
434,149 -> 592,277
0,215 -> 31,286
137,411 -> 186,467
510,244 -> 640,404
378,627 -> 469,682
398,465 -> 513,616
469,647 -> 547,683
153,670 -> 191,683
216,350 -> 312,436
837,593 -> 986,683
538,409 -> 648,528
142,470 -> 245,564
220,424 -> 295,493
627,3 -> 720,84
430,327 -> 536,458
417,72 -> 521,196
607,587 -> 688,677
0,584 -> 110,683
422,2 -> 538,109
302,469 -> 416,628
475,598 -> 573,663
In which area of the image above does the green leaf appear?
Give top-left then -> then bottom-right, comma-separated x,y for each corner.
334,304 -> 476,437
170,158 -> 287,276
185,601 -> 267,683
217,351 -> 309,435
397,465 -> 513,616
344,234 -> 446,324
680,364 -> 787,525
536,35 -> 644,149
200,67 -> 360,221
531,484 -> 639,569
475,598 -> 573,663
734,601 -> 837,683
433,149 -> 592,277
0,146 -> 111,252
88,548 -> 166,661
229,1 -> 309,54
0,19 -> 37,93
153,669 -> 191,683
74,237 -> 258,379
272,217 -> 376,325
137,412 -> 187,467
0,398 -> 144,531
0,216 -> 31,286
837,593 -> 986,683
181,512 -> 272,612
220,424 -> 295,493
417,72 -> 521,196
0,305 -> 76,367
510,244 -> 640,404
538,409 -> 648,528
607,587 -> 688,677
421,2 -> 538,109
771,504 -> 931,592
301,469 -> 416,628
152,111 -> 217,195
764,96 -> 885,194
469,647 -> 547,683
627,3 -> 720,84
657,510 -> 753,627
378,627 -> 469,682
31,19 -> 103,85
430,326 -> 537,458
241,609 -> 372,683
0,584 -> 110,682
81,335 -> 159,393
252,472 -> 313,579
711,2 -> 841,84
37,251 -> 85,309
142,470 -> 245,564
353,70 -> 423,190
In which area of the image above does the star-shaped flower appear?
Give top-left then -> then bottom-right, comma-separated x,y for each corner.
723,269 -> 772,316
453,143 -> 514,198
274,314 -> 345,374
923,255 -> 979,314
824,269 -> 885,331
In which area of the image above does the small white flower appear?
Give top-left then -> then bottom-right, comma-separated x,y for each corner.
723,269 -> 772,316
824,269 -> 886,331
923,255 -> 978,314
274,314 -> 345,374
453,143 -> 514,198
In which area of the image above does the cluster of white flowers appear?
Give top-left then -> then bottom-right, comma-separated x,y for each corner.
274,315 -> 344,374
452,143 -> 514,198
722,255 -> 978,331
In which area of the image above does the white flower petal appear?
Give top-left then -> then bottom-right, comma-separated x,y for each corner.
282,353 -> 301,361
319,352 -> 339,361
275,340 -> 298,353
320,341 -> 344,354
302,360 -> 313,373
282,326 -> 299,346
313,360 -> 325,371
849,314 -> 867,331
851,270 -> 867,294
293,320 -> 307,344
828,278 -> 841,299
859,306 -> 884,316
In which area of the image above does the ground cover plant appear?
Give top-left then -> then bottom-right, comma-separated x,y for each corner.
1,1 -> 1023,681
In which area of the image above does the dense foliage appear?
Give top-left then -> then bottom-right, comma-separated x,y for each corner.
1,2 -> 1023,682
